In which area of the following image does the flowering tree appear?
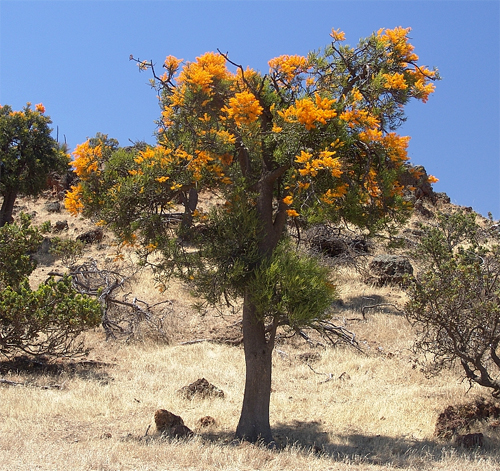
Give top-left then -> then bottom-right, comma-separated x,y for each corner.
67,27 -> 438,442
0,103 -> 69,227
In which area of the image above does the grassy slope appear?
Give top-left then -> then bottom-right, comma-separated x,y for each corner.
0,194 -> 499,471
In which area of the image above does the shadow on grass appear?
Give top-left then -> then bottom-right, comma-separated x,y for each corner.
0,355 -> 114,384
271,420 -> 500,466
335,293 -> 404,320
188,419 -> 500,467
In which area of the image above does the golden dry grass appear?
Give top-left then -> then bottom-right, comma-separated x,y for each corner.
1,195 -> 499,470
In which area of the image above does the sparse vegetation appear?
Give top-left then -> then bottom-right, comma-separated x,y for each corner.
1,190 -> 499,470
405,211 -> 500,397
2,26 -> 499,471
0,214 -> 101,357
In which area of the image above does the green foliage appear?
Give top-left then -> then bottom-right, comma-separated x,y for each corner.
0,216 -> 101,357
0,276 -> 101,357
248,241 -> 337,329
49,237 -> 85,267
0,103 -> 69,226
405,211 -> 500,396
0,213 -> 43,290
191,192 -> 262,304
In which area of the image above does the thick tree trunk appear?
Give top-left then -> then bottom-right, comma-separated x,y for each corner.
234,170 -> 287,444
235,291 -> 275,443
0,189 -> 17,227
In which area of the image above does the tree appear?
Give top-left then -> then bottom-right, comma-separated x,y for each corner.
0,214 -> 101,357
0,103 -> 69,227
405,211 -> 500,397
67,27 -> 438,442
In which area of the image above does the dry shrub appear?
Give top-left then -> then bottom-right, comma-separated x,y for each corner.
435,397 -> 500,439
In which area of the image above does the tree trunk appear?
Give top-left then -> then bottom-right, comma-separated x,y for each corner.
235,291 -> 275,443
0,189 -> 18,227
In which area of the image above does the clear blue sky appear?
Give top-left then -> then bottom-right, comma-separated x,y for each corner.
1,1 -> 499,218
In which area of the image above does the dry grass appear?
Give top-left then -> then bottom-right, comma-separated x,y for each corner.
1,195 -> 499,470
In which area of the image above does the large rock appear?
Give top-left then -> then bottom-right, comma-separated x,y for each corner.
178,378 -> 224,400
44,201 -> 61,213
76,228 -> 104,244
154,409 -> 193,438
368,254 -> 413,286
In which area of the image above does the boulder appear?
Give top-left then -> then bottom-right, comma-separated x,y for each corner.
178,378 -> 224,400
44,201 -> 61,213
53,220 -> 69,232
368,254 -> 413,286
154,409 -> 193,438
76,228 -> 104,244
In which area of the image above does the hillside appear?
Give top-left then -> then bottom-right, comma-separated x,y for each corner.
0,190 -> 499,471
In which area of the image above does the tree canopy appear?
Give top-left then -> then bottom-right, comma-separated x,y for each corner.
67,27 -> 439,442
0,103 -> 69,226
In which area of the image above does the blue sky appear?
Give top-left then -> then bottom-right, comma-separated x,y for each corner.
1,1 -> 499,218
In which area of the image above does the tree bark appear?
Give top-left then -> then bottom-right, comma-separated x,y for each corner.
234,172 -> 289,443
0,189 -> 17,227
235,291 -> 275,443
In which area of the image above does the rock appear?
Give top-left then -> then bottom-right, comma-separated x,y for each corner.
170,424 -> 194,438
154,409 -> 193,438
178,378 -> 224,400
368,254 -> 413,286
53,220 -> 69,232
76,228 -> 104,244
197,415 -> 216,428
414,200 -> 434,218
399,164 -> 436,202
45,201 -> 61,213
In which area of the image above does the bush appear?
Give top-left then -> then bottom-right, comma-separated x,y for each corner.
405,211 -> 500,396
0,277 -> 101,357
0,213 -> 43,290
0,215 -> 101,357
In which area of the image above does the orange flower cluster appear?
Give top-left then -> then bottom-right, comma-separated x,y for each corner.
330,28 -> 346,42
279,94 -> 337,130
339,108 -> 380,129
164,55 -> 183,73
409,71 -> 436,103
177,52 -> 230,95
381,133 -> 411,162
295,149 -> 342,178
382,72 -> 408,90
222,91 -> 263,126
321,185 -> 348,204
377,27 -> 419,62
71,141 -> 103,178
268,54 -> 309,81
64,183 -> 84,215
35,103 -> 45,113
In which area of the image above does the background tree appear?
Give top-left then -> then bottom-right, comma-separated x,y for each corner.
0,103 -> 69,227
67,27 -> 438,443
0,214 -> 101,357
405,211 -> 500,397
